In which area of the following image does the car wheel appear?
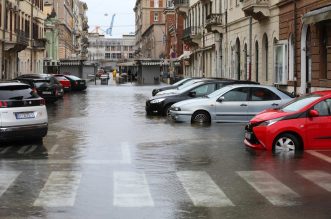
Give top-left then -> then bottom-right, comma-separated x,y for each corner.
163,105 -> 172,117
273,133 -> 301,152
191,111 -> 211,124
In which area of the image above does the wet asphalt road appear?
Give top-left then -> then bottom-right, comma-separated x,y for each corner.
0,80 -> 331,219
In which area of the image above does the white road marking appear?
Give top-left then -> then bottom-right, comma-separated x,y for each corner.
34,171 -> 82,207
114,171 -> 154,207
307,150 -> 331,164
0,146 -> 12,154
237,171 -> 300,206
48,144 -> 60,155
297,170 -> 331,192
17,145 -> 30,154
176,171 -> 234,207
0,171 -> 21,197
121,142 -> 132,164
24,145 -> 38,154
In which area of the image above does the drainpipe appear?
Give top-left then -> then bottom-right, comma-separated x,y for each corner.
2,0 -> 7,79
30,0 -> 33,72
248,16 -> 252,81
293,0 -> 297,95
202,4 -> 205,77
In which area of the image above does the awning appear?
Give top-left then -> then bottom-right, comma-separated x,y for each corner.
117,61 -> 136,67
177,51 -> 192,60
302,5 -> 331,24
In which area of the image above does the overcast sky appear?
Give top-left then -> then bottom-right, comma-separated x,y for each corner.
83,0 -> 136,38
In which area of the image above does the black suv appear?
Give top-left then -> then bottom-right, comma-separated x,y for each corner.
16,74 -> 64,102
146,79 -> 259,116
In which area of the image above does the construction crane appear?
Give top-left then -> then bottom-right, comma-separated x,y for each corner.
106,14 -> 116,36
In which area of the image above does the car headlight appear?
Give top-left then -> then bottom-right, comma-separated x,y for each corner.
258,117 -> 284,127
171,106 -> 181,111
150,98 -> 165,104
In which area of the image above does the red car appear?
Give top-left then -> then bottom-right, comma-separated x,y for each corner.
245,90 -> 331,152
53,74 -> 71,92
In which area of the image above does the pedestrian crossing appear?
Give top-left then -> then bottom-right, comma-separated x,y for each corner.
0,170 -> 330,208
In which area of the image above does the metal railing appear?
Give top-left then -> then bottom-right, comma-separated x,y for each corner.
206,14 -> 222,26
173,0 -> 189,7
183,26 -> 202,39
16,30 -> 29,46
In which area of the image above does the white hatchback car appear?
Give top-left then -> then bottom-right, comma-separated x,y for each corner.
0,81 -> 48,141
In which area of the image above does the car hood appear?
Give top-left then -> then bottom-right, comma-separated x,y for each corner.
156,89 -> 180,96
155,85 -> 176,91
149,93 -> 178,101
250,108 -> 295,123
173,97 -> 209,108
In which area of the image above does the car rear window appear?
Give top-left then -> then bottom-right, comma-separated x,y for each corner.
66,75 -> 81,80
0,85 -> 39,100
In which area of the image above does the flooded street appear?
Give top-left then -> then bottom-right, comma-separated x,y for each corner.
0,82 -> 331,218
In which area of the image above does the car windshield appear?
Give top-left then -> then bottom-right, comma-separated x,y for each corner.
177,79 -> 201,90
66,75 -> 81,80
0,85 -> 39,99
280,94 -> 321,112
172,78 -> 191,86
207,86 -> 229,98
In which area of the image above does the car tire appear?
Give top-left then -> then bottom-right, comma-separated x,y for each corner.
191,111 -> 211,124
273,133 -> 301,152
163,105 -> 172,117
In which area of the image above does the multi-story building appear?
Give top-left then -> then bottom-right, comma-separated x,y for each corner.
88,33 -> 135,70
1,0 -> 47,79
134,0 -> 167,59
279,0 -> 331,95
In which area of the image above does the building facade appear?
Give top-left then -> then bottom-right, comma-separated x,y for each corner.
1,0 -> 47,79
279,0 -> 331,94
88,33 -> 135,70
134,0 -> 167,59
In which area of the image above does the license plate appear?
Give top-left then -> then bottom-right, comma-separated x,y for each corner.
42,91 -> 52,94
245,132 -> 252,140
80,82 -> 85,85
15,112 -> 35,119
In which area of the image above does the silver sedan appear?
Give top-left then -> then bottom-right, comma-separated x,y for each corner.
169,84 -> 294,124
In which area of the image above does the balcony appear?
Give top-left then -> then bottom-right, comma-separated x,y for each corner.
199,0 -> 211,4
5,30 -> 29,52
173,0 -> 189,16
182,26 -> 202,45
33,38 -> 47,50
205,14 -> 222,33
242,0 -> 270,20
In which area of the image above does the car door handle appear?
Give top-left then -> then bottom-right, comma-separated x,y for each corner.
272,103 -> 279,106
240,104 -> 247,107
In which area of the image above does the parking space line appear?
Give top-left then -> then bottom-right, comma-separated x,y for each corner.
24,145 -> 38,154
297,170 -> 331,192
48,144 -> 60,155
34,171 -> 82,207
121,142 -> 132,164
306,150 -> 331,164
176,171 -> 234,207
0,146 -> 12,154
237,171 -> 300,206
17,145 -> 30,154
114,171 -> 154,207
0,171 -> 21,197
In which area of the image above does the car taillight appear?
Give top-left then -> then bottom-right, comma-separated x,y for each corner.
40,99 -> 45,105
75,81 -> 78,86
0,101 -> 8,108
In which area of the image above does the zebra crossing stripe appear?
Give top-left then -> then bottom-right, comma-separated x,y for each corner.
0,146 -> 12,154
0,171 -> 21,197
237,171 -> 300,206
297,170 -> 331,192
114,171 -> 154,207
34,171 -> 82,207
176,171 -> 234,207
307,151 -> 331,164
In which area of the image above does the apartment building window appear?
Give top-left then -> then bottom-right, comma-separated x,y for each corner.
274,40 -> 288,84
112,53 -> 116,59
166,0 -> 174,8
105,53 -> 111,59
154,12 -> 159,22
0,3 -> 2,27
116,53 -> 122,59
154,0 -> 159,8
129,53 -> 134,59
105,46 -> 111,51
262,34 -> 268,81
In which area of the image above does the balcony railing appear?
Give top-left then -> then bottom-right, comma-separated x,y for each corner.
16,30 -> 29,46
183,26 -> 202,41
33,38 -> 47,49
242,0 -> 270,20
206,14 -> 222,27
173,0 -> 189,7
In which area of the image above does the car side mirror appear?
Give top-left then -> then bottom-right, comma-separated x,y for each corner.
189,91 -> 196,97
309,109 -> 319,117
217,96 -> 225,102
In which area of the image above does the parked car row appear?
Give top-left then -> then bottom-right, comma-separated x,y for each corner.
14,74 -> 87,103
146,77 -> 331,152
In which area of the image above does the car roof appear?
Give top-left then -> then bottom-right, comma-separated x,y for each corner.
0,81 -> 31,87
312,90 -> 331,96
